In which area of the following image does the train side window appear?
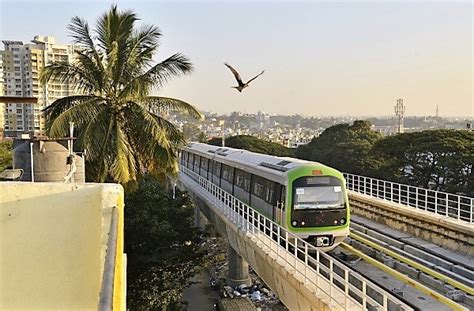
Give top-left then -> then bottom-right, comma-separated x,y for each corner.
194,155 -> 200,172
234,169 -> 250,191
266,180 -> 275,204
244,174 -> 251,192
183,151 -> 188,166
222,165 -> 229,181
235,169 -> 244,188
228,166 -> 233,181
201,157 -> 208,171
221,164 -> 233,182
213,161 -> 221,177
252,175 -> 265,198
188,153 -> 194,169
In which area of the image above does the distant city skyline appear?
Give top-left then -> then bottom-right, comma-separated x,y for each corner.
198,107 -> 474,119
0,0 -> 472,116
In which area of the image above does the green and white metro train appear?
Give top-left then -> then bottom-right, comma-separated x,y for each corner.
180,142 -> 350,252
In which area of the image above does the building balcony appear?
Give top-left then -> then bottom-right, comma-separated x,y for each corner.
0,183 -> 126,310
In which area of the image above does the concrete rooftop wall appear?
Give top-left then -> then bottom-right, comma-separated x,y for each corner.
0,182 -> 124,310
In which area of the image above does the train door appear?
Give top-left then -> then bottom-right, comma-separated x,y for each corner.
274,184 -> 286,225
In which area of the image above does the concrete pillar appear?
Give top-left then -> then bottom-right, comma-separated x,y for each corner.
227,244 -> 251,287
194,206 -> 208,230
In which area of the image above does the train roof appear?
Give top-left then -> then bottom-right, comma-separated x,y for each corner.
183,142 -> 329,183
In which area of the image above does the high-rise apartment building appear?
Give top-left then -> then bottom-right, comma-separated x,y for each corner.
0,36 -> 78,138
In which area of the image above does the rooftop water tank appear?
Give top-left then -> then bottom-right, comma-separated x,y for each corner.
13,138 -> 85,183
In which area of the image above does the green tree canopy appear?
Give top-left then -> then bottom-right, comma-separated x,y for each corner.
40,5 -> 202,184
125,176 -> 204,310
0,140 -> 13,172
372,129 -> 474,196
208,135 -> 295,157
295,120 -> 382,174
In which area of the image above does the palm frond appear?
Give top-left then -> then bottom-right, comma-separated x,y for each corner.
73,50 -> 105,92
146,96 -> 203,120
119,53 -> 193,99
95,5 -> 137,54
118,25 -> 161,86
123,101 -> 173,149
40,62 -> 95,94
47,97 -> 105,138
43,95 -> 99,130
76,107 -> 110,160
68,16 -> 106,74
68,16 -> 96,50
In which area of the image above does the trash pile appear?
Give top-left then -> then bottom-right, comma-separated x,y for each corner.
201,231 -> 287,310
221,282 -> 283,307
207,258 -> 286,310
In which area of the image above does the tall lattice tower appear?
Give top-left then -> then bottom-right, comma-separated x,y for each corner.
436,104 -> 439,117
394,98 -> 406,133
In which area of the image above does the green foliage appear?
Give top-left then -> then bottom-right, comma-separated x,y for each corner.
296,120 -> 382,175
40,5 -> 202,185
125,176 -> 205,310
181,123 -> 205,142
372,130 -> 474,196
212,124 -> 472,196
0,140 -> 13,172
208,135 -> 295,157
297,123 -> 473,195
197,132 -> 209,143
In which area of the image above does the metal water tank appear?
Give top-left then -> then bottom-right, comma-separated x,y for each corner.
13,138 -> 85,183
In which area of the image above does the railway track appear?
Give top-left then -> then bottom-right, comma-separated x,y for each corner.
334,216 -> 474,310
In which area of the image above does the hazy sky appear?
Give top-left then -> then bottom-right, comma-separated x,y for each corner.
1,0 -> 472,117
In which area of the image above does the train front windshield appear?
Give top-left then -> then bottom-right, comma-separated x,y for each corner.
293,176 -> 345,210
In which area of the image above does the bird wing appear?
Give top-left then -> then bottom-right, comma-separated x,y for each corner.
246,70 -> 265,84
224,63 -> 244,85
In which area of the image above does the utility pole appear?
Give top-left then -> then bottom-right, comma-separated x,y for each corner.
394,98 -> 406,134
220,120 -> 225,147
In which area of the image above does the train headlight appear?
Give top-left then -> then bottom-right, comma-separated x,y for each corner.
334,219 -> 338,225
292,220 -> 298,227
340,218 -> 346,225
301,221 -> 306,226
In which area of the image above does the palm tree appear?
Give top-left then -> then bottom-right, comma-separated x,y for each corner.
40,5 -> 202,184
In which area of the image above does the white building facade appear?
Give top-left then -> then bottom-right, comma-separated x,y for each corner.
1,36 -> 78,138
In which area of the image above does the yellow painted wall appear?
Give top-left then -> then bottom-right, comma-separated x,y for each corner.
0,182 -> 124,310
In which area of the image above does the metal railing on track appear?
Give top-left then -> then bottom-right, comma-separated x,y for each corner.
180,166 -> 413,311
343,173 -> 474,224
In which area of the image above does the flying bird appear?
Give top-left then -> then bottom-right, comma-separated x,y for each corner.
224,63 -> 265,93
